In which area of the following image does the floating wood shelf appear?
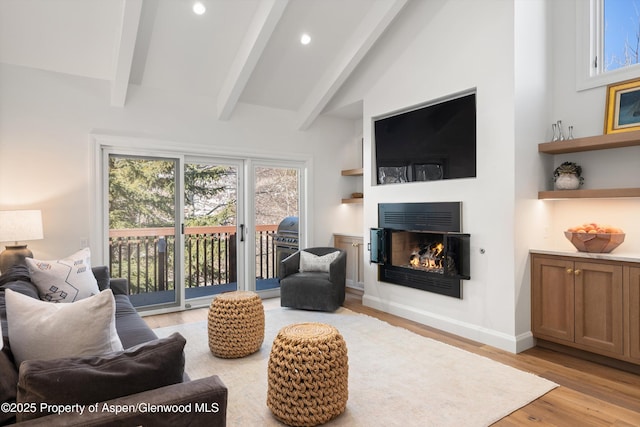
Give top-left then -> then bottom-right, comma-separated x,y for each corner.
539,131 -> 640,199
341,168 -> 363,203
341,198 -> 363,204
538,188 -> 640,200
538,130 -> 640,154
341,168 -> 363,176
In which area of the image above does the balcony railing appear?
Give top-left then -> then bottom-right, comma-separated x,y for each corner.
108,225 -> 277,295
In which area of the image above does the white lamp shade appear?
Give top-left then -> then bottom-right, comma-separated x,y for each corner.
0,210 -> 44,243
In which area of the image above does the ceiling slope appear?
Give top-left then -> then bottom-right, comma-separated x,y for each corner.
217,0 -> 289,120
0,0 -> 411,128
295,0 -> 407,130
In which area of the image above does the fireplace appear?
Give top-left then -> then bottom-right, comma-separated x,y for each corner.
370,202 -> 470,298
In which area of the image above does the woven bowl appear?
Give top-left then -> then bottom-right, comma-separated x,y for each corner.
564,231 -> 625,253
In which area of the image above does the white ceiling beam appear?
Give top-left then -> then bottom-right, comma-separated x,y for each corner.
110,0 -> 143,107
217,0 -> 289,120
296,0 -> 407,130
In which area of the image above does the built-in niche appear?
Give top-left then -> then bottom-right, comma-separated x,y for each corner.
374,91 -> 477,185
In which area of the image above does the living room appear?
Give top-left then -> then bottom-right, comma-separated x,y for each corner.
1,0 -> 640,424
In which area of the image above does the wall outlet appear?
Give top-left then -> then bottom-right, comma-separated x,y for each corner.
80,238 -> 89,248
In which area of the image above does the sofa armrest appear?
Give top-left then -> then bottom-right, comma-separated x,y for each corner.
109,278 -> 129,296
18,375 -> 227,427
279,251 -> 301,280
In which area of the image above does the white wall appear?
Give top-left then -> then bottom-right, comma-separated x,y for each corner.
360,0 -> 525,352
514,0 -> 553,345
0,63 -> 357,262
354,0 -> 639,354
544,0 -> 640,253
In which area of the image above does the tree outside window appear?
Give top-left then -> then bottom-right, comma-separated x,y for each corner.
604,0 -> 640,72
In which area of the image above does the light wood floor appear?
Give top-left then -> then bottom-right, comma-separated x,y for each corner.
144,290 -> 640,426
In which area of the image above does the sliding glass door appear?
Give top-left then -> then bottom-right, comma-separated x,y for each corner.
183,158 -> 242,305
108,154 -> 181,308
103,146 -> 304,311
252,163 -> 300,293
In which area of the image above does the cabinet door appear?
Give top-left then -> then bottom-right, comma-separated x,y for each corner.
629,267 -> 640,360
574,261 -> 623,355
531,256 -> 575,342
333,235 -> 363,288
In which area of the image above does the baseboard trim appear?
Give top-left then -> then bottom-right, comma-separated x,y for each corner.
363,294 -> 534,354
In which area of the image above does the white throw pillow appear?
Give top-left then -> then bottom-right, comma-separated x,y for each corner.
5,288 -> 123,366
26,248 -> 99,303
299,250 -> 340,273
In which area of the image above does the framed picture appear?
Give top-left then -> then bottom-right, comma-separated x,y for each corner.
604,78 -> 640,134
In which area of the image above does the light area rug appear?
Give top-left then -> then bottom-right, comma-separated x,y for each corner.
154,304 -> 557,426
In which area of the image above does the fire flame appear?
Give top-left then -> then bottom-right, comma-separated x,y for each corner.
409,242 -> 447,272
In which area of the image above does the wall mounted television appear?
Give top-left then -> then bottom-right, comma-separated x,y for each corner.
374,91 -> 476,184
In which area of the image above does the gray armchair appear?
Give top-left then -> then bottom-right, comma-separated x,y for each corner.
279,247 -> 347,312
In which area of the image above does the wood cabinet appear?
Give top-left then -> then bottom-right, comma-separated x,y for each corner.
531,256 -> 575,342
334,234 -> 364,289
532,254 -> 627,359
629,267 -> 640,361
574,261 -> 623,355
538,130 -> 640,200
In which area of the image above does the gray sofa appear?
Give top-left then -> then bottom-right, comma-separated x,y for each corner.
279,247 -> 346,312
0,265 -> 227,426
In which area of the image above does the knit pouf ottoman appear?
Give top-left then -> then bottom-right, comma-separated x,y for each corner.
207,291 -> 265,358
267,322 -> 348,427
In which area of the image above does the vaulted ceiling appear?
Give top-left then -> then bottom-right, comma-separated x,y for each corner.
0,0 -> 410,129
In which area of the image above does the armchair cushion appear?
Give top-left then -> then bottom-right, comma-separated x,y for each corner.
299,250 -> 340,272
16,332 -> 186,422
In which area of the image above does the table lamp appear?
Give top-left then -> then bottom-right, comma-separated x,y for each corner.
0,210 -> 44,274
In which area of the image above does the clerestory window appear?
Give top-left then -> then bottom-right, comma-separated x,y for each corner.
577,0 -> 640,90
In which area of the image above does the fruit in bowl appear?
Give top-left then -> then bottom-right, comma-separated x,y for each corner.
564,223 -> 625,253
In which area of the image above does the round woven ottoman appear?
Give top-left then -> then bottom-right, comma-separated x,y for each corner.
267,322 -> 348,427
207,291 -> 265,358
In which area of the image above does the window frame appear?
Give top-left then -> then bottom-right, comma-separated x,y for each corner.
576,0 -> 640,91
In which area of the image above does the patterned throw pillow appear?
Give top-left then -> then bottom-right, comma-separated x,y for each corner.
25,248 -> 100,303
5,288 -> 123,366
299,250 -> 340,273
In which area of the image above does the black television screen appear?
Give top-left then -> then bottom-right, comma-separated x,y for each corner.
374,92 -> 476,184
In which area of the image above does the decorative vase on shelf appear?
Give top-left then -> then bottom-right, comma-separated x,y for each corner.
554,173 -> 581,190
553,161 -> 584,190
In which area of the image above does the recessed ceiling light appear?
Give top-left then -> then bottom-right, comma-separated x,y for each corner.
193,2 -> 206,15
300,33 -> 311,45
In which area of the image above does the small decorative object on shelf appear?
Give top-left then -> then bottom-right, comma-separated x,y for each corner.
553,161 -> 584,190
564,222 -> 625,253
551,120 -> 574,141
556,120 -> 565,141
551,123 -> 558,141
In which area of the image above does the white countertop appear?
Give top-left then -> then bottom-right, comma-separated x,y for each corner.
530,248 -> 640,263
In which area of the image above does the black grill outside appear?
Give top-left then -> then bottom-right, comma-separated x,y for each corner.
275,216 -> 298,278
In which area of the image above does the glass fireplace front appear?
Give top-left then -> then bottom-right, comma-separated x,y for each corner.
369,202 -> 470,298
